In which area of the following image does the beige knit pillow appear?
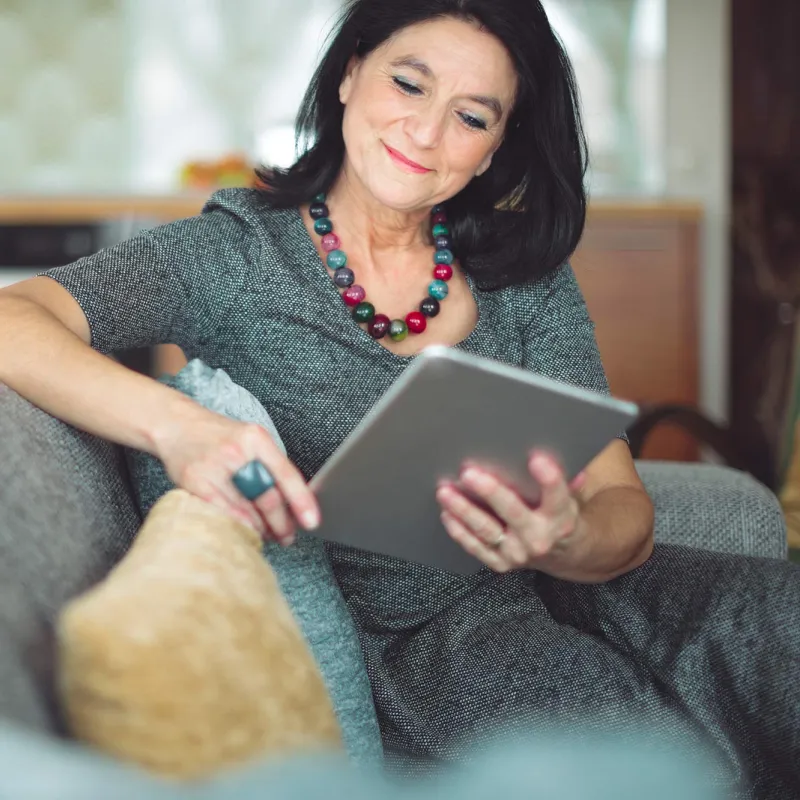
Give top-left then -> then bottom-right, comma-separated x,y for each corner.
57,489 -> 342,780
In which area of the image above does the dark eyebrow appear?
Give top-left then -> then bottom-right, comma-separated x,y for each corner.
468,94 -> 503,120
390,56 -> 504,121
390,56 -> 433,77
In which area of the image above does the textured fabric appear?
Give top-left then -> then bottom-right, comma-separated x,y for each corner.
125,360 -> 383,768
330,545 -> 800,794
43,188 -> 800,799
636,461 -> 787,559
0,383 -> 141,734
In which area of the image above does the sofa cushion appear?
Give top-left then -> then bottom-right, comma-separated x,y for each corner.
0,384 -> 141,733
637,461 -> 787,559
125,360 -> 383,767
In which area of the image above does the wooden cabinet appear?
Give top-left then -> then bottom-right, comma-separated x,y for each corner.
573,206 -> 701,461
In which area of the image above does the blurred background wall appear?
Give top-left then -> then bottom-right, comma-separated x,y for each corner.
2,0 -> 797,519
0,0 -> 671,195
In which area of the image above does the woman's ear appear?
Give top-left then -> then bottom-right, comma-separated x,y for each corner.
475,153 -> 494,177
475,159 -> 491,177
476,135 -> 506,177
339,56 -> 360,104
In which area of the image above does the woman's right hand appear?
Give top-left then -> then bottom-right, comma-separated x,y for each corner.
152,403 -> 319,545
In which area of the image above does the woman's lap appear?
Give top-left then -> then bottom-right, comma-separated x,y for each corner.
327,542 -> 800,799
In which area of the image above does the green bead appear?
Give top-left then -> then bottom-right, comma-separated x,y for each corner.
327,249 -> 347,269
434,249 -> 454,265
429,279 -> 449,301
389,320 -> 408,342
314,218 -> 333,235
314,193 -> 326,203
432,223 -> 449,238
353,302 -> 375,323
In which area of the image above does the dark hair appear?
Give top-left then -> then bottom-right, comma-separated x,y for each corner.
256,0 -> 588,289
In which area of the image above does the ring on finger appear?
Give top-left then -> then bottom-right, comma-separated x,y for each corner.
231,459 -> 275,501
488,529 -> 507,548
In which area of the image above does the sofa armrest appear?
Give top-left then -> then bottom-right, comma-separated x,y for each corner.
635,461 -> 787,560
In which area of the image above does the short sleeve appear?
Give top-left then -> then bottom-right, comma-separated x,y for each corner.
521,262 -> 610,396
42,192 -> 260,356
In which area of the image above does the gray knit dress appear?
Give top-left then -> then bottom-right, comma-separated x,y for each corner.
47,189 -> 800,799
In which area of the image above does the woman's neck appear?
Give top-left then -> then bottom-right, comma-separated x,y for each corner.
325,166 -> 431,260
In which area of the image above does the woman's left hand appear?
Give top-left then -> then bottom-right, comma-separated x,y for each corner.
436,451 -> 587,573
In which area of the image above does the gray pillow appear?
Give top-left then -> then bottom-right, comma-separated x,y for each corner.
125,359 -> 382,768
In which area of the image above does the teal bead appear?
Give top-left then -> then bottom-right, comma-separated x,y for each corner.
389,320 -> 408,342
314,218 -> 333,235
429,280 -> 449,301
432,223 -> 449,237
434,249 -> 454,265
353,302 -> 376,323
314,192 -> 326,203
327,249 -> 348,269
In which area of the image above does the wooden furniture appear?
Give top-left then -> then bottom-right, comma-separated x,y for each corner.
0,195 -> 210,225
0,196 -> 702,461
574,204 -> 702,462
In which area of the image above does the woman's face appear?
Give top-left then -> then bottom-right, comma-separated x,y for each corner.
338,17 -> 518,213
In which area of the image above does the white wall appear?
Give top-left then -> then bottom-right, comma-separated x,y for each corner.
0,0 -> 340,193
665,0 -> 731,423
0,0 -> 129,192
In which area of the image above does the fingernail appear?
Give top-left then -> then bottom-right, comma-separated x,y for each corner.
533,455 -> 556,480
462,467 -> 480,483
282,535 -> 296,547
571,471 -> 587,487
301,510 -> 320,530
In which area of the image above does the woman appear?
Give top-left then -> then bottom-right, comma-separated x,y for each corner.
0,1 -> 797,796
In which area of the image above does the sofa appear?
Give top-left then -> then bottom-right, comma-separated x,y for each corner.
0,381 -> 787,798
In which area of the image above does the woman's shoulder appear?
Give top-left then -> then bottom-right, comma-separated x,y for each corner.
147,188 -> 299,267
198,187 -> 296,234
488,261 -> 586,329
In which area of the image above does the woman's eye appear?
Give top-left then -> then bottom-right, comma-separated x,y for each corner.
459,112 -> 488,131
393,76 -> 423,95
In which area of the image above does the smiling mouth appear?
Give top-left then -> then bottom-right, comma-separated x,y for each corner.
383,143 -> 432,174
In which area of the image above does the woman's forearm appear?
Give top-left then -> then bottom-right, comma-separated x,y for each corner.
537,486 -> 655,584
0,294 -> 203,456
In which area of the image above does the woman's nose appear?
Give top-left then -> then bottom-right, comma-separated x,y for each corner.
404,106 -> 446,150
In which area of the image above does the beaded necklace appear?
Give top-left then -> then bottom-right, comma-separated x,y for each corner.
310,193 -> 454,342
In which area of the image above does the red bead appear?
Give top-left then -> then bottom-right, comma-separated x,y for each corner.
434,263 -> 453,281
321,233 -> 341,252
432,211 -> 447,225
405,311 -> 427,334
369,314 -> 391,339
342,285 -> 366,306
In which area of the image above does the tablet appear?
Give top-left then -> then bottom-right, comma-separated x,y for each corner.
309,346 -> 638,575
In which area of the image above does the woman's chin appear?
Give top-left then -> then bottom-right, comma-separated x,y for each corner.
362,177 -> 440,213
